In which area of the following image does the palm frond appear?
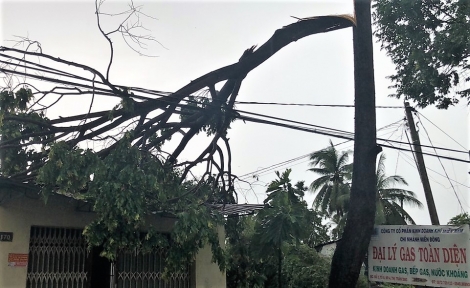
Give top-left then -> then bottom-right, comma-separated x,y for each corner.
307,167 -> 331,176
384,175 -> 409,186
309,175 -> 331,192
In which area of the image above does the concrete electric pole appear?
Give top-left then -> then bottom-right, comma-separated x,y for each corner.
404,102 -> 440,225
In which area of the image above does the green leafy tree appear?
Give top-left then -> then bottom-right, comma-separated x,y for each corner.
0,88 -> 49,175
302,209 -> 331,247
308,140 -> 352,218
34,137 -> 226,273
448,212 -> 470,226
226,176 -> 330,288
254,169 -> 307,288
282,244 -> 331,288
283,243 -> 369,288
373,0 -> 470,109
226,216 -> 273,288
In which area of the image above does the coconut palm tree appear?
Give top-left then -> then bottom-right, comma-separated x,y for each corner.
308,140 -> 352,217
330,212 -> 347,240
375,153 -> 423,225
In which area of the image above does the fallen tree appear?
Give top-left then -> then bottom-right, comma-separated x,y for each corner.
0,0 -> 354,272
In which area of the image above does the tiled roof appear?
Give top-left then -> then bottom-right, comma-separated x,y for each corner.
206,203 -> 265,216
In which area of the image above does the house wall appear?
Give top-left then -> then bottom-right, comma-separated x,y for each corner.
318,242 -> 337,258
195,225 -> 226,288
0,191 -> 226,288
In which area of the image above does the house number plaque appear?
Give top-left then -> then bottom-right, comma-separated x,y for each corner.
0,232 -> 13,242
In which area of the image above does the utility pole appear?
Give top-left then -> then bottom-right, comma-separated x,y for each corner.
404,102 -> 440,225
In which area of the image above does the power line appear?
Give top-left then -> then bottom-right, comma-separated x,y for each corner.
235,110 -> 468,156
169,97 -> 469,155
378,125 -> 470,188
416,113 -> 464,212
65,91 -> 465,157
392,128 -> 470,190
237,123 -> 470,193
395,123 -> 405,175
237,154 -> 310,179
58,93 -> 468,165
234,111 -> 470,163
394,129 -> 470,190
238,120 -> 412,180
163,97 -> 470,163
238,137 -> 355,180
416,112 -> 468,151
234,101 -> 402,109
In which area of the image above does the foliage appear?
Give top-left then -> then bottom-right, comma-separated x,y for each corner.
226,225 -> 335,288
308,140 -> 352,217
256,169 -> 306,247
180,95 -> 238,136
374,154 -> 423,225
448,212 -> 470,226
302,208 -> 331,247
254,169 -> 308,287
330,213 -> 347,241
0,88 -> 228,272
282,244 -> 331,288
373,0 -> 470,109
0,83 -> 236,276
226,216 -> 266,288
35,136 -> 226,272
308,141 -> 422,239
282,244 -> 369,288
226,169 -> 332,288
0,88 -> 49,175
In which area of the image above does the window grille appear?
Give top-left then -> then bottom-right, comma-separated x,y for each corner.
116,247 -> 190,288
26,226 -> 88,288
26,226 -> 191,288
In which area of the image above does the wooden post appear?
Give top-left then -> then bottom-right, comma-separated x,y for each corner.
404,102 -> 440,225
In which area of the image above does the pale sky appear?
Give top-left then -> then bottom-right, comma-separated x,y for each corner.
1,0 -> 469,225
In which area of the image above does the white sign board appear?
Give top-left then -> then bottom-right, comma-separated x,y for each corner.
368,225 -> 470,287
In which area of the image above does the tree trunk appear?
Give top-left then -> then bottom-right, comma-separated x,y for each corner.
328,0 -> 378,287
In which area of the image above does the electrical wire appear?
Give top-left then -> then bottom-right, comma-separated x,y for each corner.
395,123 -> 405,175
234,101 -> 402,109
236,113 -> 470,163
395,130 -> 470,190
157,96 -> 470,164
416,112 -> 468,151
415,112 -> 464,212
238,120 -> 404,180
168,96 -> 469,155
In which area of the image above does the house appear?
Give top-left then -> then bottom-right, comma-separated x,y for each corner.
0,185 -> 262,288
314,239 -> 341,258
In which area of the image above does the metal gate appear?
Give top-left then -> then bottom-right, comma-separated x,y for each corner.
26,226 -> 88,288
26,226 -> 191,288
116,247 -> 190,288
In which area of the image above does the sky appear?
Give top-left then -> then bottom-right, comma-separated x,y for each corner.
1,0 -> 469,225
